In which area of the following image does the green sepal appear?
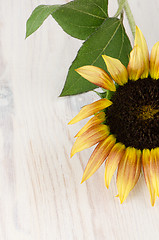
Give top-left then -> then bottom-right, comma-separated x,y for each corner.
94,89 -> 115,100
94,90 -> 107,99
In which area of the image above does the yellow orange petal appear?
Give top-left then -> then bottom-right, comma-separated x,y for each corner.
150,42 -> 159,79
134,26 -> 149,78
75,66 -> 116,91
75,112 -> 105,137
117,147 -> 141,203
71,124 -> 110,157
150,148 -> 159,197
142,149 -> 157,206
102,55 -> 128,85
68,99 -> 112,125
81,135 -> 116,183
105,142 -> 125,188
127,46 -> 144,80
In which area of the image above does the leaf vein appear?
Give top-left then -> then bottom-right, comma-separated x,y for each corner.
64,6 -> 105,20
118,24 -> 124,58
92,21 -> 121,64
92,3 -> 107,17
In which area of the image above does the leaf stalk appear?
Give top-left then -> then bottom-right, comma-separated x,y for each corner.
117,0 -> 136,38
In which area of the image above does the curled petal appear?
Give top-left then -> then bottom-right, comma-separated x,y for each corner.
75,112 -> 105,137
81,134 -> 116,183
105,142 -> 125,188
142,149 -> 157,206
102,55 -> 128,85
127,46 -> 144,81
150,42 -> 159,79
71,125 -> 110,157
150,148 -> 159,197
134,26 -> 149,78
68,99 -> 112,125
117,147 -> 141,203
75,66 -> 116,91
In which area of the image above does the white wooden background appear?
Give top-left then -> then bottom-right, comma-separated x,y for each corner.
1,0 -> 159,239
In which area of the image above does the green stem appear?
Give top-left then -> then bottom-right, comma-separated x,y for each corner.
117,0 -> 136,38
124,1 -> 136,38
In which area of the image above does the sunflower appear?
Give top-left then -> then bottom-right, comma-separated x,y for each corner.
69,26 -> 159,206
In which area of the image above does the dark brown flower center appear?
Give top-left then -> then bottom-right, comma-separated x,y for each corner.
106,78 -> 159,150
137,105 -> 159,120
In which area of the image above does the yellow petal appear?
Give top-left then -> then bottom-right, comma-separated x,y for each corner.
68,99 -> 112,124
117,147 -> 141,203
102,55 -> 128,85
142,149 -> 157,206
71,124 -> 110,157
75,66 -> 116,91
150,148 -> 159,197
150,42 -> 159,79
105,142 -> 125,188
127,46 -> 144,80
75,112 -> 105,137
81,134 -> 116,183
134,26 -> 149,79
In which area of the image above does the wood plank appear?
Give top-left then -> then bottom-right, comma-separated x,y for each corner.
0,0 -> 159,239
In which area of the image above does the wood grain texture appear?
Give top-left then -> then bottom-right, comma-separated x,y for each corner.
1,0 -> 159,239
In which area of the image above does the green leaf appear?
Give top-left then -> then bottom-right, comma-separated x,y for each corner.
26,5 -> 60,38
60,18 -> 132,96
52,0 -> 108,40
